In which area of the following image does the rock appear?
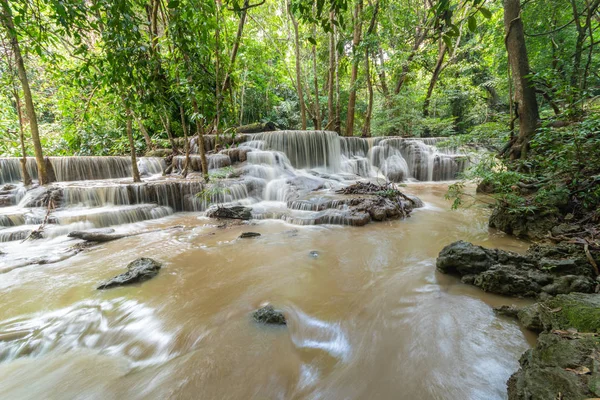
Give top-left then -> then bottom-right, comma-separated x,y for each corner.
206,205 -> 252,220
436,241 -> 596,297
494,305 -> 521,318
507,333 -> 600,400
97,258 -> 162,289
239,232 -> 261,238
489,206 -> 557,240
309,250 -> 319,258
252,305 -> 286,325
518,293 -> 600,333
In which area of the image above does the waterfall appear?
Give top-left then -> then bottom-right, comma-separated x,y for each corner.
0,157 -> 165,184
0,131 -> 474,244
253,131 -> 342,171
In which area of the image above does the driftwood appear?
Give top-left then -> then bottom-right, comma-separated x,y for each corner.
68,225 -> 184,243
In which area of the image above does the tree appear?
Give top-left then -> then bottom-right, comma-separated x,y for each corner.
504,0 -> 539,159
0,0 -> 51,184
345,0 -> 362,137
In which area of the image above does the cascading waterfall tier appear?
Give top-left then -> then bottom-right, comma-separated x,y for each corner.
0,131 -> 473,245
0,156 -> 165,185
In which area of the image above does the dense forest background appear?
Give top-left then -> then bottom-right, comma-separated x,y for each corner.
1,0 -> 597,157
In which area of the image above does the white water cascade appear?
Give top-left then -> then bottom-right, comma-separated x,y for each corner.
0,131 -> 472,248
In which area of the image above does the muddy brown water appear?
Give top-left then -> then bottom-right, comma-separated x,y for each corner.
0,183 -> 535,400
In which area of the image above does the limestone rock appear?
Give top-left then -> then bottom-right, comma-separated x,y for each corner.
206,205 -> 252,220
436,241 -> 596,297
97,258 -> 162,290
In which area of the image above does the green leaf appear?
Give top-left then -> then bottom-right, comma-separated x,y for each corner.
442,34 -> 453,50
167,0 -> 179,8
468,15 -> 477,32
307,37 -> 317,45
479,7 -> 492,19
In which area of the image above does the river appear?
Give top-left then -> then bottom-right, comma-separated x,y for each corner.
0,182 -> 534,400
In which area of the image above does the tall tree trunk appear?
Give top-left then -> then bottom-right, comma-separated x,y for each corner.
180,105 -> 191,177
504,0 -> 540,159
334,21 -> 341,134
362,0 -> 379,137
376,46 -> 389,98
288,1 -> 307,130
423,42 -> 447,117
215,0 -> 221,145
363,51 -> 373,137
126,107 -> 141,183
15,93 -> 32,185
327,13 -> 335,130
192,98 -> 210,182
311,14 -> 321,130
345,0 -> 363,137
1,1 -> 50,184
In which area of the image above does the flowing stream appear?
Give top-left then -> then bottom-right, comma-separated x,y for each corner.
0,132 -> 532,399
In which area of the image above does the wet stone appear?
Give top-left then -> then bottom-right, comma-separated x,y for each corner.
252,305 -> 286,325
97,258 -> 162,290
239,232 -> 261,238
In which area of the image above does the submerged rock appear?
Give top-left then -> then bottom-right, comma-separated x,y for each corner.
97,258 -> 162,289
239,232 -> 261,238
252,305 -> 286,325
436,241 -> 597,297
206,205 -> 252,220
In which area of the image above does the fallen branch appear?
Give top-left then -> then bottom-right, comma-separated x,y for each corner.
68,225 -> 184,243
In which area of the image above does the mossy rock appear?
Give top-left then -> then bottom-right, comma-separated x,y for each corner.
508,333 -> 600,400
519,293 -> 600,333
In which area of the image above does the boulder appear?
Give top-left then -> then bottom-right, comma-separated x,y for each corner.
97,258 -> 162,289
252,305 -> 286,325
436,241 -> 597,298
518,293 -> 600,333
489,206 -> 558,240
206,205 -> 252,220
508,293 -> 600,399
508,332 -> 600,400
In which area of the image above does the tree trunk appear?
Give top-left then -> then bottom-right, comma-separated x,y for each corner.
192,98 -> 210,182
180,105 -> 191,177
126,108 -> 141,183
215,1 -> 221,146
15,93 -> 32,185
345,0 -> 363,137
159,113 -> 177,150
327,13 -> 335,130
363,51 -> 373,137
1,1 -> 50,184
334,23 -> 341,134
504,0 -> 540,159
423,42 -> 447,117
362,0 -> 379,137
311,16 -> 321,130
135,114 -> 154,150
288,1 -> 307,130
377,46 -> 389,98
